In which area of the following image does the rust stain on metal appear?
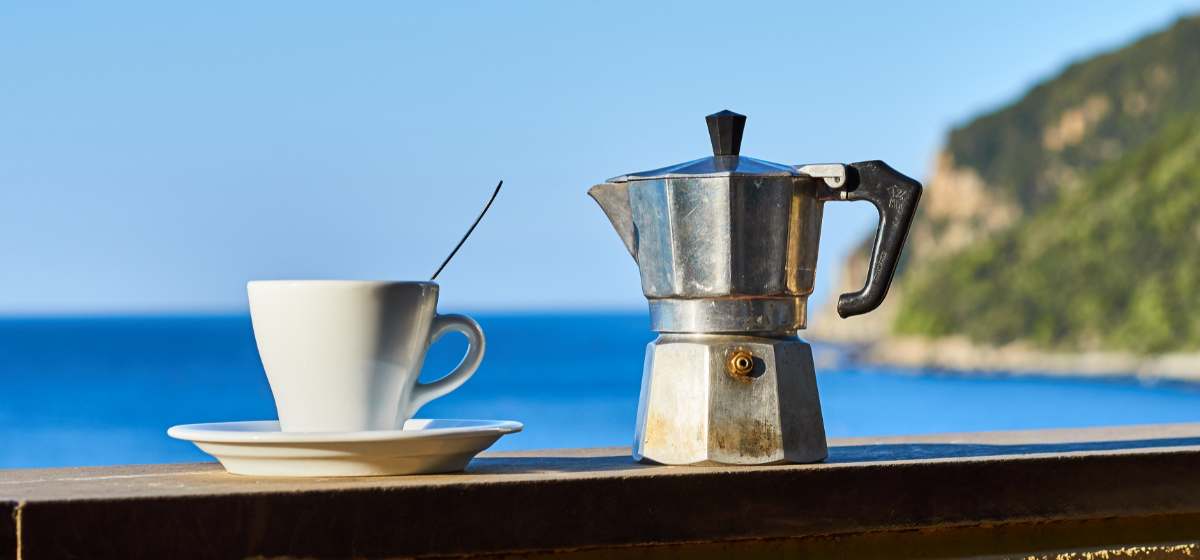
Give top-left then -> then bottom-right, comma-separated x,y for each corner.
712,418 -> 776,458
642,413 -> 704,456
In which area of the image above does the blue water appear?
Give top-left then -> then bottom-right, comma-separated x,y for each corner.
3,313 -> 1200,469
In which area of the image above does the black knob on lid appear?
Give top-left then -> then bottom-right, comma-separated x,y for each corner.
706,110 -> 746,156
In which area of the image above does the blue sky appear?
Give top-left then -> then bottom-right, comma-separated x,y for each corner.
2,1 -> 1198,314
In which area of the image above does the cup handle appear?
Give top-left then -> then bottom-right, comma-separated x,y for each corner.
407,314 -> 486,417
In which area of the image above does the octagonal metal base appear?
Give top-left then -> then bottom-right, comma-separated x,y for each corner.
633,334 -> 827,465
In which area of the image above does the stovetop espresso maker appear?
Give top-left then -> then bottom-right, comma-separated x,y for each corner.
589,110 -> 922,465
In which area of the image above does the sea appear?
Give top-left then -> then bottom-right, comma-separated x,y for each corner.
3,313 -> 1200,469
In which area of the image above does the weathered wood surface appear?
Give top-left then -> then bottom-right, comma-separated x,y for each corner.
4,423 -> 1200,559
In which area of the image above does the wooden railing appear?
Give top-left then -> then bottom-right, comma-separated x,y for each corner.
5,424 -> 1200,559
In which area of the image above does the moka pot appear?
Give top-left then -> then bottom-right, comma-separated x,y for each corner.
589,110 -> 922,465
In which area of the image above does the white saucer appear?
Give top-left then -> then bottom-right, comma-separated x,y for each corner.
167,419 -> 522,477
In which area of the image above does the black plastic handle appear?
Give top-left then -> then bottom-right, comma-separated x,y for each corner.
834,161 -> 923,318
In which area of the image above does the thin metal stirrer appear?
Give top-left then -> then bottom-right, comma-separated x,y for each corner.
430,180 -> 504,281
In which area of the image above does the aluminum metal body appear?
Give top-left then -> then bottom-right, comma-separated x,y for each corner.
626,174 -> 824,333
590,110 -> 921,466
635,334 -> 826,465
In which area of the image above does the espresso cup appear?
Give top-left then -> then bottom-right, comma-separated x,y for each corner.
247,280 -> 485,432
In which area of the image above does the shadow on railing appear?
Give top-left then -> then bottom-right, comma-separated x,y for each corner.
469,452 -> 641,474
468,436 -> 1200,474
830,436 -> 1200,463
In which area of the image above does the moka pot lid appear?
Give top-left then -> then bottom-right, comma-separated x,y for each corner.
607,110 -> 801,183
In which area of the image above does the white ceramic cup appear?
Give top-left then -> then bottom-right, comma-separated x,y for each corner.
247,280 -> 485,433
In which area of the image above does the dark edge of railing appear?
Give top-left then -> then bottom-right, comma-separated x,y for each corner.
1,500 -> 16,560
459,513 -> 1200,560
9,447 -> 1200,558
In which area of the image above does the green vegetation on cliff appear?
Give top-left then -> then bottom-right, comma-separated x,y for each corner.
897,114 -> 1200,352
892,16 -> 1200,354
947,16 -> 1200,210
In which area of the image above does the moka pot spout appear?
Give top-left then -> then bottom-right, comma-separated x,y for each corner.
588,182 -> 636,261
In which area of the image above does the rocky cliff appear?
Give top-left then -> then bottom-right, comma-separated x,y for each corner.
814,15 -> 1200,371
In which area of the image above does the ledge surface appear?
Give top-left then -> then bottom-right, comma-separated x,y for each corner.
5,423 -> 1200,558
